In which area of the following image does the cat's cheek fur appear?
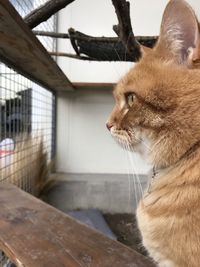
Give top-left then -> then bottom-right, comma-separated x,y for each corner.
133,131 -> 152,159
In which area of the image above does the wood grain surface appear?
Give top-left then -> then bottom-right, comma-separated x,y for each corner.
0,183 -> 156,267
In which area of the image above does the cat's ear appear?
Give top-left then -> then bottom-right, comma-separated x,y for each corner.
155,0 -> 200,66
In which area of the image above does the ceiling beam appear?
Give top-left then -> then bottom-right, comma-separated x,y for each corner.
0,0 -> 73,92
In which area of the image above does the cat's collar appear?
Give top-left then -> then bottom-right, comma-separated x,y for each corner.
147,166 -> 158,194
147,165 -> 171,194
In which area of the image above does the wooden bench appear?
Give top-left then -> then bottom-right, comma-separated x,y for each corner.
0,183 -> 155,267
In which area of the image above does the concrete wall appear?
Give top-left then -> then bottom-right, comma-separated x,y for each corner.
56,0 -> 200,174
47,173 -> 148,213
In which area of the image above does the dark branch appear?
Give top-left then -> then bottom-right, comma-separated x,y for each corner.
34,30 -> 157,61
24,0 -> 75,29
68,28 -> 80,55
33,30 -> 157,46
111,0 -> 141,61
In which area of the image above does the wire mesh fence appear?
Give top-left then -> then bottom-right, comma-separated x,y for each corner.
0,0 -> 56,189
0,1 -> 58,265
10,0 -> 57,52
0,0 -> 57,265
0,63 -> 55,194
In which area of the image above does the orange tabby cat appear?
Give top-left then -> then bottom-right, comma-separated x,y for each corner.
107,0 -> 200,266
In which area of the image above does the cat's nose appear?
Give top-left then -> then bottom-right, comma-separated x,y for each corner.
106,122 -> 113,131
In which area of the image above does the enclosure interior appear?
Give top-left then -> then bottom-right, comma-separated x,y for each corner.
1,0 -> 200,265
2,0 -> 200,218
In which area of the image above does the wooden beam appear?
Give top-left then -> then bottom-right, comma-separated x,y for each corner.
0,183 -> 156,267
0,0 -> 73,92
24,0 -> 76,29
73,82 -> 116,90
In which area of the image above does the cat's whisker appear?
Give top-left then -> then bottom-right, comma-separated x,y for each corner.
126,144 -> 138,208
124,33 -> 131,62
133,135 -> 152,152
128,145 -> 143,194
114,47 -> 122,62
113,135 -> 145,201
125,142 -> 143,206
151,135 -> 166,152
121,142 -> 133,210
123,128 -> 152,152
123,143 -> 133,209
126,142 -> 144,201
132,161 -> 144,199
100,48 -> 121,78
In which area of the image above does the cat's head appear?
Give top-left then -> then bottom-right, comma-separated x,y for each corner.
107,0 -> 200,169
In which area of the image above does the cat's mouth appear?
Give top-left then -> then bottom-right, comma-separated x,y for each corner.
110,127 -> 140,150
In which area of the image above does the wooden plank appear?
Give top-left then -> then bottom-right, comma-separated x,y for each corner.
73,82 -> 116,90
0,183 -> 156,267
0,0 -> 73,92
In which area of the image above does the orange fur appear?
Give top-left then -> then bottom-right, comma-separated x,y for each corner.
107,0 -> 200,266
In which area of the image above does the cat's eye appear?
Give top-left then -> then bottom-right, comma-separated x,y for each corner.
125,93 -> 136,107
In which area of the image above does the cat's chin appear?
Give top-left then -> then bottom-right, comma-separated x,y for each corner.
114,139 -> 135,151
112,136 -> 141,152
111,128 -> 139,149
110,127 -> 153,162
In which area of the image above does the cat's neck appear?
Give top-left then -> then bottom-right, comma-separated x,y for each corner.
147,139 -> 200,193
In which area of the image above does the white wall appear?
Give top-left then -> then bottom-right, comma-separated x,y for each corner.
56,0 -> 200,174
